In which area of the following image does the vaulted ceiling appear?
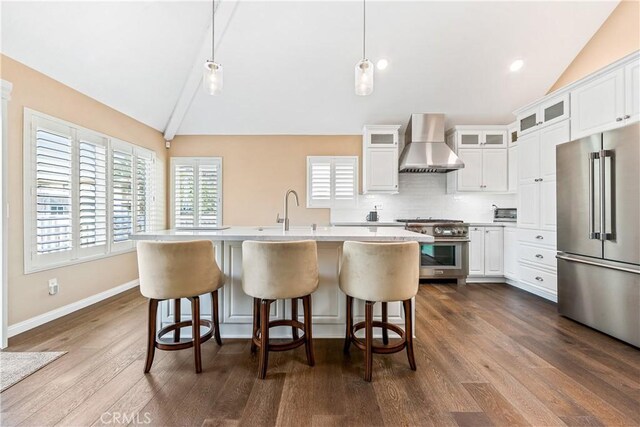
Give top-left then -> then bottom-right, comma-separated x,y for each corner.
1,1 -> 618,136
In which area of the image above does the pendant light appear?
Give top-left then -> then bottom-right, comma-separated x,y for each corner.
354,0 -> 373,96
203,0 -> 223,95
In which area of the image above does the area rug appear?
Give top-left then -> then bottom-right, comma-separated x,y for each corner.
0,351 -> 66,392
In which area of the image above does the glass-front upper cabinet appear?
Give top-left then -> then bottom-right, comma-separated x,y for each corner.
456,129 -> 506,149
518,93 -> 570,136
457,131 -> 482,148
483,131 -> 508,148
363,125 -> 400,147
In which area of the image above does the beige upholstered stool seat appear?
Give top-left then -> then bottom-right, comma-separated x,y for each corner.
137,240 -> 225,373
242,240 -> 319,379
339,241 -> 420,382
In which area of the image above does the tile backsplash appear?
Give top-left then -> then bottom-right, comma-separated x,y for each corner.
331,174 -> 517,223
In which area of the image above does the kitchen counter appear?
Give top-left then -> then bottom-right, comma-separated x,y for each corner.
133,225 -> 433,243
467,222 -> 516,227
331,221 -> 406,227
132,226 -> 429,339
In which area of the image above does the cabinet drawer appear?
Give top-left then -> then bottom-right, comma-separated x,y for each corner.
518,244 -> 557,270
519,264 -> 557,292
518,229 -> 556,248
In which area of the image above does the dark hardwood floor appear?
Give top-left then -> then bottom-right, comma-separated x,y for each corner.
1,283 -> 639,426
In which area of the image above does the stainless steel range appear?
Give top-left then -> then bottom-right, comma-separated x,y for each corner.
396,219 -> 469,285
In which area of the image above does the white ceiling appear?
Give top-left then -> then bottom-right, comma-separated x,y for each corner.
1,1 -> 618,135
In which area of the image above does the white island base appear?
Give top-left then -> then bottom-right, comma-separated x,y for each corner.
133,227 -> 433,339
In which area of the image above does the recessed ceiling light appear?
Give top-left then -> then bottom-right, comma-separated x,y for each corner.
510,59 -> 524,72
376,59 -> 389,70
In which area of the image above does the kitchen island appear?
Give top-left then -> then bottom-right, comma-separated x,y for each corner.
132,226 -> 433,338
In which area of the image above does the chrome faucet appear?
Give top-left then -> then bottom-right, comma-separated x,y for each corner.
277,189 -> 299,231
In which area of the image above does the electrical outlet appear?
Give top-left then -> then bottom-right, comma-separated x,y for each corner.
48,278 -> 58,295
375,203 -> 383,210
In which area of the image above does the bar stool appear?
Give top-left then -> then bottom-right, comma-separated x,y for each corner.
339,241 -> 419,382
242,240 -> 319,379
137,240 -> 225,373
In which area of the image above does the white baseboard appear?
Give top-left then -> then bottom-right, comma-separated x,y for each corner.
505,278 -> 557,302
466,276 -> 507,284
7,279 -> 139,338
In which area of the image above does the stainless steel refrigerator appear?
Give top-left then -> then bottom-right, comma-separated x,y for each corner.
556,122 -> 639,347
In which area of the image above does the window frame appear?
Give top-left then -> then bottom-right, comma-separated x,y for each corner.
23,108 -> 157,274
170,157 -> 223,229
306,156 -> 359,208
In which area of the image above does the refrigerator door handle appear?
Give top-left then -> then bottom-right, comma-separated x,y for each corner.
601,149 -> 615,241
588,151 -> 600,240
556,253 -> 640,275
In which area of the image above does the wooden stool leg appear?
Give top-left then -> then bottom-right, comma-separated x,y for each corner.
381,301 -> 389,345
291,298 -> 299,340
258,299 -> 271,379
144,299 -> 158,373
173,299 -> 181,343
364,301 -> 374,382
212,290 -> 222,346
344,295 -> 353,354
403,298 -> 416,371
192,297 -> 202,373
251,298 -> 260,354
302,295 -> 315,366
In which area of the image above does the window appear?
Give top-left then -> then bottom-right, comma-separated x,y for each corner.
24,109 -> 157,273
307,156 -> 358,208
170,157 -> 222,228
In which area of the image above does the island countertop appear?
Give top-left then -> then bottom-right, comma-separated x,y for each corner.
132,226 -> 434,243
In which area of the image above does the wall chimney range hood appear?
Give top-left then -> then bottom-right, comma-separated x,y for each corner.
398,113 -> 464,173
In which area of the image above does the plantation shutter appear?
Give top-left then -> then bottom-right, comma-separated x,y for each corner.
171,158 -> 222,228
333,158 -> 358,205
34,125 -> 74,257
77,132 -> 107,256
307,157 -> 358,208
111,144 -> 134,248
197,161 -> 220,227
135,149 -> 154,233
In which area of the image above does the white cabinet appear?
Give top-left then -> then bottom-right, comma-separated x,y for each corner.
570,60 -> 639,139
503,227 -> 518,280
363,125 -> 400,193
468,226 -> 504,277
625,60 -> 639,124
508,145 -> 518,194
365,148 -> 398,192
517,120 -> 570,230
450,148 -> 508,192
456,149 -> 483,191
518,93 -> 570,136
456,129 -> 507,149
571,68 -> 625,138
468,227 -> 485,276
447,126 -> 509,193
482,150 -> 508,192
484,227 -> 504,276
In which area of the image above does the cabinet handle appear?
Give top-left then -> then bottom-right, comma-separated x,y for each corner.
536,235 -> 544,240
624,115 -> 631,119
616,117 -> 623,122
537,121 -> 543,125
535,254 -> 544,259
539,178 -> 543,182
534,178 -> 540,182
535,276 -> 544,282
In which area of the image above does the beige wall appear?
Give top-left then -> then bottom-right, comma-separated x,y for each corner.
548,0 -> 640,92
1,55 -> 167,325
169,135 -> 361,226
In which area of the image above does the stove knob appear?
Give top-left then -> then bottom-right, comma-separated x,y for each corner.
434,227 -> 441,235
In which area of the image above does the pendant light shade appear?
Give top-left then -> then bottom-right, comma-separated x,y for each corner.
355,59 -> 373,96
204,60 -> 223,95
355,0 -> 373,96
203,0 -> 222,95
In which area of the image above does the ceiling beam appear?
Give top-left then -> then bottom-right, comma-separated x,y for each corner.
163,0 -> 239,141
